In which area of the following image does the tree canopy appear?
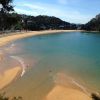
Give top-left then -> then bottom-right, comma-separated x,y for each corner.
0,0 -> 14,13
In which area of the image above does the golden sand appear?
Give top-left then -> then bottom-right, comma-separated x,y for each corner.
46,85 -> 92,100
0,67 -> 21,90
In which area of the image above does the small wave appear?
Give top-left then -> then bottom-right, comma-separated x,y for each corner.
10,56 -> 26,77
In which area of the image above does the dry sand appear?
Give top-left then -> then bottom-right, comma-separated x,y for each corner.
0,67 -> 21,90
46,85 -> 92,100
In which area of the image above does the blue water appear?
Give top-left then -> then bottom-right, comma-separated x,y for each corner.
1,32 -> 100,100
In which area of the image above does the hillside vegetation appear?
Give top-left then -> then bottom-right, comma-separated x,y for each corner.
83,14 -> 100,31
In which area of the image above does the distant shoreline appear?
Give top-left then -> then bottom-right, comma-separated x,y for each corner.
0,30 -> 84,47
85,31 -> 100,33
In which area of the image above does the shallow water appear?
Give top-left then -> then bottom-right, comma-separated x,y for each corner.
1,32 -> 100,99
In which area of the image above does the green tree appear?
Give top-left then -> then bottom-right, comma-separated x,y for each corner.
0,0 -> 14,32
0,0 -> 14,13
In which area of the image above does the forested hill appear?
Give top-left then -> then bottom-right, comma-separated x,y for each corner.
83,14 -> 100,31
0,0 -> 77,32
0,13 -> 77,31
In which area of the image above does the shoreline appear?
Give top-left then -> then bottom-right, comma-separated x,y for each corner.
0,30 -> 94,100
0,30 -> 84,47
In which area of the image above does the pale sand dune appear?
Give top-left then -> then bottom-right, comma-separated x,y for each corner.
0,67 -> 21,90
46,85 -> 92,100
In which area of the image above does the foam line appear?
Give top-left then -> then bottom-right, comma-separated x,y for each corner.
71,79 -> 88,94
10,56 -> 26,77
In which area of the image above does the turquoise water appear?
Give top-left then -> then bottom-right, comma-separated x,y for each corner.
1,32 -> 100,99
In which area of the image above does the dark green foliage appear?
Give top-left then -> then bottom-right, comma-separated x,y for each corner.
0,0 -> 14,13
0,14 -> 77,31
83,14 -> 100,31
0,13 -> 22,31
0,0 -> 14,32
21,15 -> 73,31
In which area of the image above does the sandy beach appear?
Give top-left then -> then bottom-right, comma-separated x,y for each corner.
0,30 -> 93,100
0,67 -> 21,90
0,30 -> 83,47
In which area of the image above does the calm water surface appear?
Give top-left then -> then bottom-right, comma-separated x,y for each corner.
1,32 -> 100,100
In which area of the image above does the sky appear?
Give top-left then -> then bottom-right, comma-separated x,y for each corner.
13,0 -> 100,24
